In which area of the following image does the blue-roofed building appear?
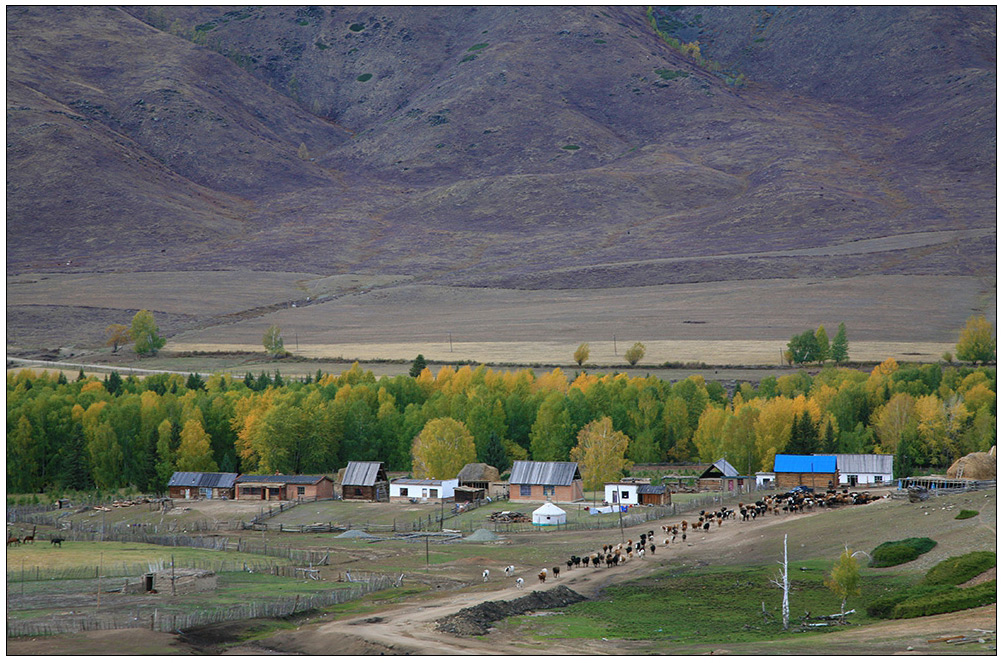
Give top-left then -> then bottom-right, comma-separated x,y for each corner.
772,454 -> 839,491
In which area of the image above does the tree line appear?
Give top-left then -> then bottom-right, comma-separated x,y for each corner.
6,359 -> 995,495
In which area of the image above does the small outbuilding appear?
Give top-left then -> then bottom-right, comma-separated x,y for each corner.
773,455 -> 839,491
697,458 -> 750,493
339,461 -> 390,502
389,478 -> 458,502
532,502 -> 567,526
604,478 -> 651,506
167,472 -> 238,500
755,472 -> 776,488
637,483 -> 671,506
457,462 -> 507,499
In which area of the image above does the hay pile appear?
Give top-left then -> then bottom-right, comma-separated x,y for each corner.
946,446 -> 996,480
457,463 -> 501,483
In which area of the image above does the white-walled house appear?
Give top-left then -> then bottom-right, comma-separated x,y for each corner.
389,478 -> 458,502
755,472 -> 776,488
815,454 -> 894,486
604,478 -> 651,506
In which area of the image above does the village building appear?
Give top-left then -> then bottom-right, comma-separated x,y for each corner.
815,453 -> 894,486
508,460 -> 584,502
339,461 -> 390,502
697,458 -> 751,493
235,474 -> 334,501
637,483 -> 671,506
531,502 -> 567,526
389,478 -> 458,502
773,454 -> 839,491
167,472 -> 238,500
604,478 -> 652,505
755,471 -> 776,488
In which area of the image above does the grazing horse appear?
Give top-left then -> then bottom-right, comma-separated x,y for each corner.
22,526 -> 36,545
50,537 -> 65,547
6,534 -> 21,547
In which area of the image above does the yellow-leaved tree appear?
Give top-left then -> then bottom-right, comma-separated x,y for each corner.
176,419 -> 217,472
412,417 -> 476,479
569,417 -> 633,492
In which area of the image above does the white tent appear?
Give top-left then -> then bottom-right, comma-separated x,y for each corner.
532,501 -> 567,526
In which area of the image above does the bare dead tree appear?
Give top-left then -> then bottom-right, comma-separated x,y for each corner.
768,533 -> 790,630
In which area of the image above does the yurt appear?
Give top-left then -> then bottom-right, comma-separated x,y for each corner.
532,502 -> 567,526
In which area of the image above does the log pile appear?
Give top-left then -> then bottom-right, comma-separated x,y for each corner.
488,511 -> 530,523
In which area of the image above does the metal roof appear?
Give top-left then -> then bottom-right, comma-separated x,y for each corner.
701,458 -> 741,478
774,455 -> 837,473
391,478 -> 452,485
815,453 -> 894,475
236,474 -> 328,485
341,461 -> 386,486
509,461 -> 581,486
167,472 -> 238,489
638,484 -> 667,494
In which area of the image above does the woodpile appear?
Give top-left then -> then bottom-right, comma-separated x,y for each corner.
488,511 -> 530,523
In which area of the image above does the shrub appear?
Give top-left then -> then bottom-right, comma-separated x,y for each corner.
468,43 -> 489,51
870,538 -> 937,567
892,581 -> 996,619
349,23 -> 365,32
866,585 -> 947,619
356,73 -> 373,82
955,509 -> 979,520
562,145 -> 580,150
923,551 -> 996,586
655,68 -> 689,80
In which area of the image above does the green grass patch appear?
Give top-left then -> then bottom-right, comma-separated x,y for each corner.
356,73 -> 373,82
511,563 -> 906,643
870,537 -> 937,567
562,145 -> 580,151
461,54 -> 478,63
655,68 -> 689,80
594,39 -> 607,44
467,43 -> 489,51
955,509 -> 979,520
349,23 -> 365,32
923,551 -> 995,586
892,581 -> 996,619
315,41 -> 329,50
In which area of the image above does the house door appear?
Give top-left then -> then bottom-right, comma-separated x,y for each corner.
728,480 -> 734,491
184,488 -> 191,500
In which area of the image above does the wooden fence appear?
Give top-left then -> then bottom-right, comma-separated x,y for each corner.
6,571 -> 398,638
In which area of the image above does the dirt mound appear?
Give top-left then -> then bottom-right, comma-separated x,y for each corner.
436,585 -> 587,636
946,447 -> 996,480
463,528 -> 500,542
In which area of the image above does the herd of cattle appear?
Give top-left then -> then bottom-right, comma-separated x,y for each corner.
491,487 -> 883,589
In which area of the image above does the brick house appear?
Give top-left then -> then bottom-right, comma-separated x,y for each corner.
508,461 -> 584,502
235,474 -> 334,501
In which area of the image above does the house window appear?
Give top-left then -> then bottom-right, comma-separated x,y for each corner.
297,486 -> 305,496
400,487 -> 408,497
847,475 -> 858,486
354,487 -> 362,496
874,476 -> 883,484
422,488 -> 429,498
620,490 -> 629,501
430,488 -> 438,498
543,485 -> 555,496
519,484 -> 531,497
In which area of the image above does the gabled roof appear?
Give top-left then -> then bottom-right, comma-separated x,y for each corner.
168,472 -> 238,489
341,461 -> 387,486
815,453 -> 894,475
509,461 -> 581,486
774,455 -> 837,473
236,474 -> 329,485
700,458 -> 740,478
638,484 -> 667,494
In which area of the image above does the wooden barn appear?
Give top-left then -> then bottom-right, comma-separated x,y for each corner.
167,472 -> 238,500
773,455 -> 839,491
697,458 -> 750,493
235,474 -> 334,501
637,483 -> 671,506
508,461 -> 584,503
339,461 -> 390,502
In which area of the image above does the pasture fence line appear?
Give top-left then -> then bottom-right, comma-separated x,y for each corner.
6,557 -> 328,584
6,570 -> 399,638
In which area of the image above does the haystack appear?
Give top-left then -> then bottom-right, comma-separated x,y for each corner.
946,446 -> 996,480
457,463 -> 501,483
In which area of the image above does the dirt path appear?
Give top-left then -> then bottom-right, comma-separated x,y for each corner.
253,508 -> 829,655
